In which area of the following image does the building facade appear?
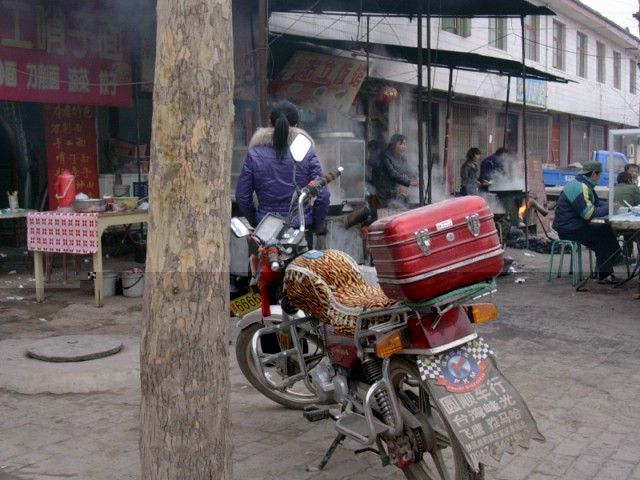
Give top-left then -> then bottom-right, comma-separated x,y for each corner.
269,0 -> 640,196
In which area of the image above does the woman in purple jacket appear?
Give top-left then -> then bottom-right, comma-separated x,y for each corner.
235,101 -> 330,248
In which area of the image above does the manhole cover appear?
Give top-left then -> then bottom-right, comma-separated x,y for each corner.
26,335 -> 123,362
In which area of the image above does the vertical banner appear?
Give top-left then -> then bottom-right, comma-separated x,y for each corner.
44,104 -> 99,209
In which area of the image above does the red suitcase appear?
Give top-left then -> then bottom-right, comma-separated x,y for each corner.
368,196 -> 503,302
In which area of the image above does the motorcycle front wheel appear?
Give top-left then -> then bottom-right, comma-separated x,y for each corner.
387,358 -> 484,480
235,322 -> 323,410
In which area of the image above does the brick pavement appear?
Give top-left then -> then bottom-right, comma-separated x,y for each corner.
1,247 -> 640,479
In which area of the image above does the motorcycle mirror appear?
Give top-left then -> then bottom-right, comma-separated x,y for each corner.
230,217 -> 250,238
289,134 -> 312,163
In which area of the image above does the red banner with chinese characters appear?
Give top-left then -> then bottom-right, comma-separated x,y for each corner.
0,0 -> 132,107
44,104 -> 99,208
269,51 -> 367,112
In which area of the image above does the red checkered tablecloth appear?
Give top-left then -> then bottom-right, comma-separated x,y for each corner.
27,211 -> 99,254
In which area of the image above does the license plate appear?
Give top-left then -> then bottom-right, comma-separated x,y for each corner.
230,291 -> 261,318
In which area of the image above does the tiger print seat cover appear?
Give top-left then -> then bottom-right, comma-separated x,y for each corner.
284,249 -> 398,335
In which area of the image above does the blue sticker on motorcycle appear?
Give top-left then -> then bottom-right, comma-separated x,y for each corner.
302,250 -> 324,259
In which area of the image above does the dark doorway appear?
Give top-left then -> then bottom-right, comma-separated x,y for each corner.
0,123 -> 17,209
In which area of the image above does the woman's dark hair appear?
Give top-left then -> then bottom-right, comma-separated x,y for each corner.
617,171 -> 632,184
269,101 -> 300,160
466,147 -> 481,161
387,134 -> 406,151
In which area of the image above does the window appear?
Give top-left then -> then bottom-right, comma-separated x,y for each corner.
441,17 -> 471,38
552,21 -> 565,70
571,121 -> 589,163
576,32 -> 587,78
597,42 -> 606,83
526,114 -> 549,165
489,18 -> 507,50
524,16 -> 539,62
630,59 -> 637,94
613,51 -> 621,89
590,125 -> 605,153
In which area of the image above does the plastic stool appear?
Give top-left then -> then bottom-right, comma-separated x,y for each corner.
547,240 -> 594,286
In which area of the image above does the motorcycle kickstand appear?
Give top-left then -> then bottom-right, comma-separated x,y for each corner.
305,433 -> 346,472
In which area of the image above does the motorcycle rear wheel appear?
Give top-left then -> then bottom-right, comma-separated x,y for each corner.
235,322 -> 322,410
388,358 -> 484,480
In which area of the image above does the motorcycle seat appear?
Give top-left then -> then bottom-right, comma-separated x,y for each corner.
284,249 -> 398,335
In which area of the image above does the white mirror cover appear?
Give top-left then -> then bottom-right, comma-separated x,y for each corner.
289,134 -> 312,163
230,217 -> 250,237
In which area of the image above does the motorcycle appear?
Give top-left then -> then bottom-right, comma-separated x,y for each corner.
231,134 -> 543,478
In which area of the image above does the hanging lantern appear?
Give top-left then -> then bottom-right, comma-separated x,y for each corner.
376,86 -> 398,103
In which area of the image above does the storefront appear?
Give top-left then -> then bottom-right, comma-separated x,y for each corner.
0,0 -> 139,212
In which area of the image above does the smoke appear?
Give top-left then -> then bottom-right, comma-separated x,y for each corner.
488,153 -> 526,191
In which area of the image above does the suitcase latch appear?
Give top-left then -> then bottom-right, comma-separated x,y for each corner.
466,214 -> 481,237
415,229 -> 431,254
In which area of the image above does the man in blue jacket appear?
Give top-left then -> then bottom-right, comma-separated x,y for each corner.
552,161 -> 621,284
479,147 -> 508,188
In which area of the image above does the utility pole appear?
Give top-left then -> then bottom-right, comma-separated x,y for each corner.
634,1 -> 640,128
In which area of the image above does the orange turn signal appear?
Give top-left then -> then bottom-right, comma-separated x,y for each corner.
468,303 -> 498,324
375,331 -> 405,358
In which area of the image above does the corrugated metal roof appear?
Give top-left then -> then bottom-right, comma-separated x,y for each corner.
268,0 -> 555,17
272,34 -> 571,83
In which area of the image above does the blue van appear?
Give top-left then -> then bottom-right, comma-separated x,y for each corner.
542,150 -> 629,186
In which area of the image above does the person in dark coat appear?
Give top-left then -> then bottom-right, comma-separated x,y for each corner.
235,101 -> 330,248
552,160 -> 621,284
460,147 -> 481,195
373,134 -> 417,208
479,147 -> 508,188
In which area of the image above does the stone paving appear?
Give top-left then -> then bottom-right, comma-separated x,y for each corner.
1,247 -> 640,479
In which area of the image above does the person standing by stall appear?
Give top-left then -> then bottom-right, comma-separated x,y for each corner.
235,100 -> 330,249
479,147 -> 508,189
372,134 -> 418,209
460,147 -> 482,195
624,163 -> 639,186
613,170 -> 640,265
552,161 -> 621,284
614,171 -> 640,206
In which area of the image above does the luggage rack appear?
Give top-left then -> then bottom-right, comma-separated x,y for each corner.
405,280 -> 496,312
353,304 -> 411,357
352,281 -> 497,355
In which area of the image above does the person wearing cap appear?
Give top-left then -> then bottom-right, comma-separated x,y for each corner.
552,160 -> 621,284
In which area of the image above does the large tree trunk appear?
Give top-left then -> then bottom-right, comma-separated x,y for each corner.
140,0 -> 234,478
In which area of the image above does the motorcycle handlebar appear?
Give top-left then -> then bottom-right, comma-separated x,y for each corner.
302,167 -> 344,197
298,167 -> 343,232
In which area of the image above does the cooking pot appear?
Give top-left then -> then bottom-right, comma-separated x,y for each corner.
73,198 -> 107,213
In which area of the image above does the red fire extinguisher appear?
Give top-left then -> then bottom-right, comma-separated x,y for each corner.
54,169 -> 76,210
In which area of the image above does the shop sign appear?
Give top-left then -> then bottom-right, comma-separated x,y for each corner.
270,51 -> 366,112
0,0 -> 132,107
516,79 -> 547,108
44,104 -> 99,208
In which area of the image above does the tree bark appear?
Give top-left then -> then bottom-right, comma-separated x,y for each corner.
140,0 -> 234,478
